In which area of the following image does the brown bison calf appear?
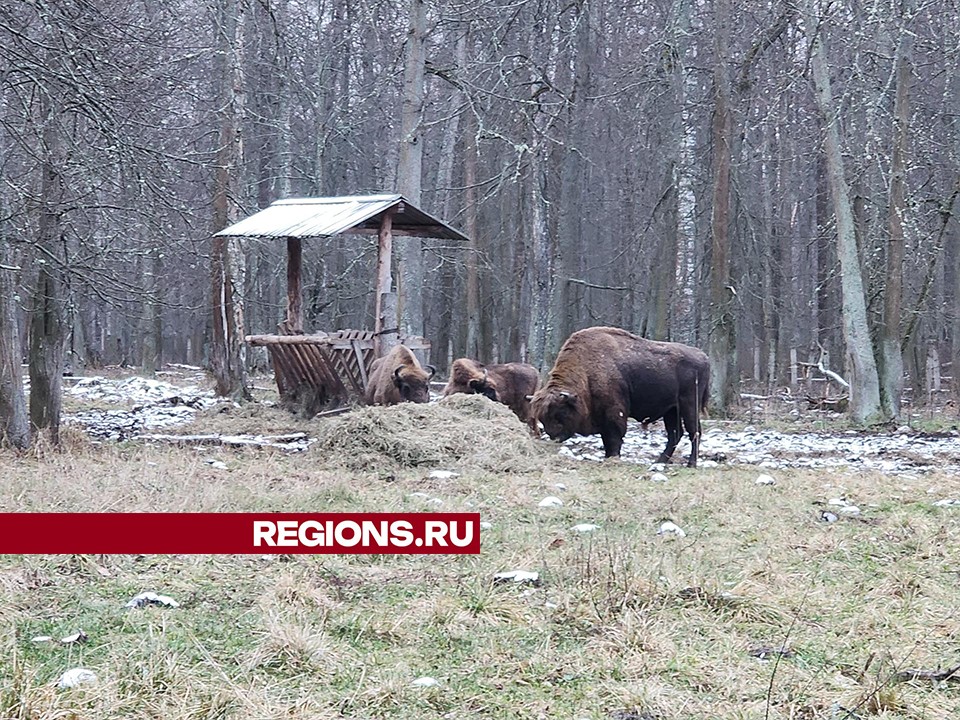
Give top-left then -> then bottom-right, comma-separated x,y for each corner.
364,345 -> 435,405
530,326 -> 709,466
442,358 -> 540,433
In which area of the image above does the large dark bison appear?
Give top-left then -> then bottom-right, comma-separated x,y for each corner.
529,326 -> 710,466
364,344 -> 435,405
442,358 -> 540,433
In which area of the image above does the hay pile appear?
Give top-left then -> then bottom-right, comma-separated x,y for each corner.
310,394 -> 544,472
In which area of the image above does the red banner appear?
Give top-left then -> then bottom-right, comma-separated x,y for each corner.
0,513 -> 481,554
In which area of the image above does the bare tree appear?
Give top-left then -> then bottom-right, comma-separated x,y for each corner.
0,252 -> 28,449
805,0 -> 882,421
396,0 -> 428,343
28,35 -> 67,444
707,0 -> 737,413
210,0 -> 251,401
879,0 -> 913,420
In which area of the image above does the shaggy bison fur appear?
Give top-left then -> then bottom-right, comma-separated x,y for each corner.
442,358 -> 540,433
530,326 -> 710,466
364,344 -> 435,405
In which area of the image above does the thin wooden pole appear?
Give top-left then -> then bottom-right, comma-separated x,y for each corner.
285,236 -> 303,334
375,208 -> 396,355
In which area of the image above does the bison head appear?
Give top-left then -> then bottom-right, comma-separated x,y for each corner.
531,388 -> 583,442
393,365 -> 434,403
467,368 -> 499,402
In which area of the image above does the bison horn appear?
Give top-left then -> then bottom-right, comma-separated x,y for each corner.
426,364 -> 436,379
559,390 -> 572,398
394,366 -> 403,380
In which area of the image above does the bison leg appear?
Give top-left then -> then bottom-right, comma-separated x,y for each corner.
680,402 -> 702,468
658,409 -> 682,463
600,412 -> 628,458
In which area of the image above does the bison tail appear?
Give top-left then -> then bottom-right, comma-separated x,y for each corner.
698,376 -> 710,419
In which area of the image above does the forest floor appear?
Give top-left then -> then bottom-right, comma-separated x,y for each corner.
2,367 -> 960,719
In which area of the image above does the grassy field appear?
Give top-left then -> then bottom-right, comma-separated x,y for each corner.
2,393 -> 960,719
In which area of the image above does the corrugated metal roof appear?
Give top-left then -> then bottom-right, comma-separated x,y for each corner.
214,194 -> 469,242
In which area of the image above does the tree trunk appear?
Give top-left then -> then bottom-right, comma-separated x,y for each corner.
28,79 -> 66,445
527,148 -> 551,370
210,0 -> 251,401
879,3 -> 913,421
805,2 -> 882,422
0,250 -> 29,450
396,0 -> 426,341
461,41 -> 481,361
432,73 -> 462,372
142,247 -> 162,374
708,0 -> 737,413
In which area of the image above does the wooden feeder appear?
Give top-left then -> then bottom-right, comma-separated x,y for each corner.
215,194 -> 469,411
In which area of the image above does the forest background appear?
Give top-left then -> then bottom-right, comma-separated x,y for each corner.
1,0 -> 959,447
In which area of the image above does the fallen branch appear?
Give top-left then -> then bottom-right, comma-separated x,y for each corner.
314,407 -> 353,418
797,361 -> 850,389
138,433 -> 310,450
893,663 -> 960,684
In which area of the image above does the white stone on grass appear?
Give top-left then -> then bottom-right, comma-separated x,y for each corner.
479,521 -> 493,530
650,472 -> 668,483
933,499 -> 960,508
755,474 -> 776,486
57,668 -> 97,689
538,496 -> 563,508
571,523 -> 600,533
125,591 -> 180,609
657,521 -> 686,538
411,676 -> 439,688
60,630 -> 88,645
428,470 -> 458,480
493,570 -> 539,584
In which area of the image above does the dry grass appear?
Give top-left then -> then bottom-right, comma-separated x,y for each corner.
3,387 -> 960,719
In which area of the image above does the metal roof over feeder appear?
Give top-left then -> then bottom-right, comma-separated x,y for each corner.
219,193 -> 469,388
215,194 -> 469,242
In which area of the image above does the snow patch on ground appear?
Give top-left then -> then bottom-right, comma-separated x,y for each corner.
61,374 -> 217,441
559,420 -> 960,474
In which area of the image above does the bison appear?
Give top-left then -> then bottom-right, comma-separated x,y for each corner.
442,358 -> 540,433
529,326 -> 709,466
364,344 -> 435,405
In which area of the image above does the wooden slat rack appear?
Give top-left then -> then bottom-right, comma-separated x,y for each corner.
246,330 -> 430,412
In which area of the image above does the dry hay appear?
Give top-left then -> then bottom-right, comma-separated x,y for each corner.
310,394 -> 543,472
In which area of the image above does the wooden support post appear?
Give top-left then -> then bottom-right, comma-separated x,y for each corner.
379,291 -> 399,357
375,209 -> 397,356
284,237 -> 303,334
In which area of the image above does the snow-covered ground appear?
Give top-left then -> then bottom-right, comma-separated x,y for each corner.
62,373 -> 217,440
559,421 -> 960,474
53,372 -> 960,474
